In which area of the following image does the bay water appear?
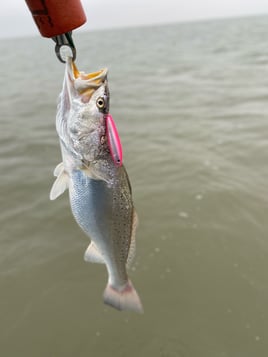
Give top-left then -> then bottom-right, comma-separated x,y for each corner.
1,15 -> 268,356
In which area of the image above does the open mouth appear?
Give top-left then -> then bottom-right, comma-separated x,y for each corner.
71,60 -> 108,102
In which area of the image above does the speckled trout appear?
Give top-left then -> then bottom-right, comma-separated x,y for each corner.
50,57 -> 143,313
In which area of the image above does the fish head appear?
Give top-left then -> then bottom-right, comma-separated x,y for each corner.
84,78 -> 110,114
58,57 -> 110,163
73,63 -> 110,111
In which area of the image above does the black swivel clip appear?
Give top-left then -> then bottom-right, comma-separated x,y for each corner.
52,32 -> 76,63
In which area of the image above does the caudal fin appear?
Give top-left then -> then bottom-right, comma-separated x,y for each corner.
103,280 -> 143,313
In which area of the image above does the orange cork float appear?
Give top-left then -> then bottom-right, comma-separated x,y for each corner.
25,0 -> 86,38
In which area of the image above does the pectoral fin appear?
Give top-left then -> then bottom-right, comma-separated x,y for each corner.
82,163 -> 111,184
50,169 -> 69,200
53,162 -> 64,177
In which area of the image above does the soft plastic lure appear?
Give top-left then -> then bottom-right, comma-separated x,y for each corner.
106,114 -> 123,167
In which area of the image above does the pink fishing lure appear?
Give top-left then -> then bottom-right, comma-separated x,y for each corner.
105,114 -> 123,166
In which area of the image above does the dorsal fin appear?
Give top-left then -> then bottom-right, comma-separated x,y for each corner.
127,209 -> 138,268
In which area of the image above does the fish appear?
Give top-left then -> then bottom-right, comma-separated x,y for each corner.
50,57 -> 143,313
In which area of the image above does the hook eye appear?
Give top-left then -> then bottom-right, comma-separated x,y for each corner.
52,32 -> 76,63
54,44 -> 76,63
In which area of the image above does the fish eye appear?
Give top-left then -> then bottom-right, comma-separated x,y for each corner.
96,97 -> 105,109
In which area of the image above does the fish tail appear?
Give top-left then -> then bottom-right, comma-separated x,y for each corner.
103,280 -> 143,313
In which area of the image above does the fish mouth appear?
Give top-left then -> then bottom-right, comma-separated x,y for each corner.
68,58 -> 108,102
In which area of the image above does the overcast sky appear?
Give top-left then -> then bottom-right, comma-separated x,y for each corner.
0,0 -> 268,38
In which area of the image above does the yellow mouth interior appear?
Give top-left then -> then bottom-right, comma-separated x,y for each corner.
71,61 -> 107,102
72,62 -> 105,80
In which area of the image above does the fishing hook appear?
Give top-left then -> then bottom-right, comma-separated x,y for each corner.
52,32 -> 76,63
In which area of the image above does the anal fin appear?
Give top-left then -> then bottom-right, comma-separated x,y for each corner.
84,242 -> 105,264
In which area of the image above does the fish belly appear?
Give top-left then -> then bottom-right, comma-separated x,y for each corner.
69,168 -> 143,313
69,169 -> 113,253
69,169 -> 128,282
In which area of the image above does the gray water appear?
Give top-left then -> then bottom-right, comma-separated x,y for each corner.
1,15 -> 268,357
